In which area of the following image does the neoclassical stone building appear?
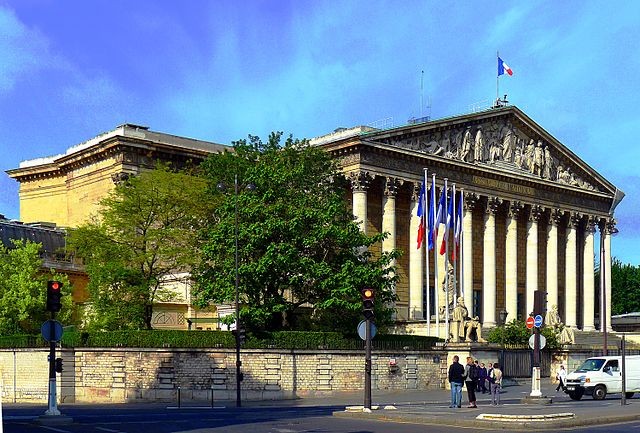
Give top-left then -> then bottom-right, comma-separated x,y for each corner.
6,106 -> 623,334
311,105 -> 623,336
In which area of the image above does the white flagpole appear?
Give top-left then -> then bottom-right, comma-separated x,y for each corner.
433,173 -> 440,338
424,168 -> 430,336
452,184 -> 457,308
459,189 -> 465,301
443,179 -> 450,341
496,51 -> 500,104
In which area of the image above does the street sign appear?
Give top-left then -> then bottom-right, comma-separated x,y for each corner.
526,316 -> 534,329
534,314 -> 544,328
528,334 -> 546,350
357,320 -> 377,340
41,320 -> 63,342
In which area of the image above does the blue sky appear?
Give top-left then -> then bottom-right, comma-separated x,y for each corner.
1,1 -> 639,264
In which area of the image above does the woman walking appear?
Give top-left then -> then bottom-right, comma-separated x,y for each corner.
489,362 -> 503,405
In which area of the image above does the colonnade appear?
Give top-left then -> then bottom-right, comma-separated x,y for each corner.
349,172 -> 614,333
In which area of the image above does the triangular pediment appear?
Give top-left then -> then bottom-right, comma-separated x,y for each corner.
369,106 -> 612,194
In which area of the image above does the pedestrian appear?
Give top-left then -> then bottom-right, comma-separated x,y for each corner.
478,362 -> 488,394
448,355 -> 465,408
556,365 -> 567,392
489,362 -> 503,405
486,362 -> 494,393
464,356 -> 478,408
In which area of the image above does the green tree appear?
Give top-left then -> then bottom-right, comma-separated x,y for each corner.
193,132 -> 400,332
0,240 -> 71,334
68,165 -> 210,330
611,258 -> 640,315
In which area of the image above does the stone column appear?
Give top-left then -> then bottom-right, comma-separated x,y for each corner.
409,182 -> 424,320
483,197 -> 501,327
546,209 -> 561,312
582,216 -> 596,331
603,219 -> 616,332
526,205 -> 543,316
462,193 -> 478,314
349,171 -> 370,233
505,201 -> 522,323
382,177 -> 399,262
564,212 -> 579,328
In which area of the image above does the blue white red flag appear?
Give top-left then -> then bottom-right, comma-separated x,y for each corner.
428,175 -> 437,250
439,187 -> 454,255
416,179 -> 426,249
498,57 -> 513,76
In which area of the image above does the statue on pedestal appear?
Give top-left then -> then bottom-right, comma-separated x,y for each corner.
451,297 -> 485,343
545,304 -> 575,345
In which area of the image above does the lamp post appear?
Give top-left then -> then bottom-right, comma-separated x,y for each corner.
218,174 -> 255,408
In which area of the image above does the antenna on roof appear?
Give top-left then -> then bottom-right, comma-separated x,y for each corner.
410,70 -> 431,125
420,70 -> 424,117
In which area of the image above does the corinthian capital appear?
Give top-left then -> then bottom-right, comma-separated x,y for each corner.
349,171 -> 371,192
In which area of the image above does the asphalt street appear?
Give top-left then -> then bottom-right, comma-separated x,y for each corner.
2,380 -> 640,432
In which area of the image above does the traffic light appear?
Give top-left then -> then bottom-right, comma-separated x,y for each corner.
361,287 -> 375,320
46,280 -> 63,312
54,357 -> 63,373
238,324 -> 246,346
533,290 -> 547,317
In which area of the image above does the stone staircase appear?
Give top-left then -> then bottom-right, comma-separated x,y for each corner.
571,331 -> 640,351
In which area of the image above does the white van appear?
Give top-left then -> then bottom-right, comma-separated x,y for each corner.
564,355 -> 640,400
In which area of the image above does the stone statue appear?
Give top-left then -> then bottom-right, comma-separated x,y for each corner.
439,263 -> 455,319
514,146 -> 524,169
533,141 -> 544,176
545,304 -> 575,345
543,145 -> 553,179
525,139 -> 535,172
489,139 -> 501,162
451,297 -> 485,343
501,126 -> 516,162
473,127 -> 484,162
460,128 -> 472,162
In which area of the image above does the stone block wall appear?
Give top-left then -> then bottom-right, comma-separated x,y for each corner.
0,348 -> 447,403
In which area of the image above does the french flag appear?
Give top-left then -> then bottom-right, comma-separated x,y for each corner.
416,180 -> 426,249
498,57 -> 513,76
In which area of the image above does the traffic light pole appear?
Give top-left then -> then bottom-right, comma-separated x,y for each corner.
45,311 -> 60,416
364,318 -> 372,410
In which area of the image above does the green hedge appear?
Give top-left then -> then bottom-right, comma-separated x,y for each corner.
0,330 -> 441,351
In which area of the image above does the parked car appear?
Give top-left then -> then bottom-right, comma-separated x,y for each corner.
564,355 -> 640,400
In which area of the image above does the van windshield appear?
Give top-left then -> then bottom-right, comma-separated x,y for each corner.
575,358 -> 606,372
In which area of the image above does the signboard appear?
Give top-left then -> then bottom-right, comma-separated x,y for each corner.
357,320 -> 377,340
41,320 -> 63,342
534,314 -> 544,328
528,334 -> 547,350
526,316 -> 535,329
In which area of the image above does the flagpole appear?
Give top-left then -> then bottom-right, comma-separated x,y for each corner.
423,168 -> 430,336
432,174 -> 440,338
452,184 -> 457,308
459,189 -> 465,301
443,179 -> 450,341
496,51 -> 500,104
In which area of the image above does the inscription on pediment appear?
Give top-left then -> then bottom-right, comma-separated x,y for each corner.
380,118 -> 599,192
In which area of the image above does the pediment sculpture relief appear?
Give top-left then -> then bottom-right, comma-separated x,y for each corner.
382,119 -> 598,191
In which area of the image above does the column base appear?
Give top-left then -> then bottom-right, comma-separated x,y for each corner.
582,325 -> 595,331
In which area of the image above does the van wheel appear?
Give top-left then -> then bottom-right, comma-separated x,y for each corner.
625,392 -> 634,399
593,385 -> 607,400
569,391 -> 583,400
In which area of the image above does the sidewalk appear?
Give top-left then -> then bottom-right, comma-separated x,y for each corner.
332,380 -> 640,430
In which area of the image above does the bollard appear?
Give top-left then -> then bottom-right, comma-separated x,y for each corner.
177,386 -> 181,409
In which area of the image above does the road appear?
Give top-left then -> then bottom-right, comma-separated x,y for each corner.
3,400 -> 640,433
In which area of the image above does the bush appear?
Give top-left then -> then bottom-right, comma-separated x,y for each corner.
486,319 -> 560,350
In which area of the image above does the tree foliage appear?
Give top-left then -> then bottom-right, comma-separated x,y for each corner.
486,319 -> 560,350
611,258 -> 640,315
193,132 -> 400,332
0,240 -> 72,334
67,164 -> 210,330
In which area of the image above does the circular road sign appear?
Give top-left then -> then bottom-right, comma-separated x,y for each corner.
357,320 -> 377,340
534,314 -> 544,328
528,334 -> 547,350
526,316 -> 535,329
41,319 -> 63,342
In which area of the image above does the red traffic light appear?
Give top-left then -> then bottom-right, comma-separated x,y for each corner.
49,281 -> 61,292
361,288 -> 374,300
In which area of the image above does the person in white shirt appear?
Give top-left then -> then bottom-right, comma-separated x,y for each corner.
556,365 -> 567,392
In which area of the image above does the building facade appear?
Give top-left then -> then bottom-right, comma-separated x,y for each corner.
311,105 -> 623,336
6,106 -> 623,334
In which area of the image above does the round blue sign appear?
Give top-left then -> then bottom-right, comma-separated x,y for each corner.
41,319 -> 64,342
534,314 -> 543,328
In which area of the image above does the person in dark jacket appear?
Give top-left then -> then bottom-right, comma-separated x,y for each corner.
448,355 -> 465,408
478,362 -> 488,393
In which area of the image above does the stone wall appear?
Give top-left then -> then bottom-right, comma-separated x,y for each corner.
0,348 -> 447,403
